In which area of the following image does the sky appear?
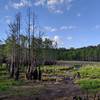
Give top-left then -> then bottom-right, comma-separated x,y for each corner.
0,0 -> 100,49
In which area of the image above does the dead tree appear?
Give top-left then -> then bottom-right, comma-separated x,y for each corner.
26,8 -> 31,79
8,22 -> 17,78
26,8 -> 37,80
7,12 -> 21,80
15,13 -> 21,80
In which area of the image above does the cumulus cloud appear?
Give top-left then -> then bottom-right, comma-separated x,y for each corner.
47,0 -> 64,6
54,9 -> 63,14
34,0 -> 74,14
48,6 -> 63,14
60,26 -> 68,30
30,25 -> 37,33
44,26 -> 57,32
53,35 -> 64,46
12,0 -> 31,9
60,25 -> 77,31
43,25 -> 77,33
42,36 -> 50,41
53,35 -> 59,42
68,26 -> 77,30
42,35 -> 64,47
52,35 -> 73,47
34,0 -> 45,6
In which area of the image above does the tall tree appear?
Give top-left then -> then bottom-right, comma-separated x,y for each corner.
6,12 -> 21,80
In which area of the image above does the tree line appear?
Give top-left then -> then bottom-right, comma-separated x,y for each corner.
55,45 -> 100,61
1,37 -> 100,67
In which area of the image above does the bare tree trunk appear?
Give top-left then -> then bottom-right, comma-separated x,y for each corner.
15,12 -> 21,80
26,8 -> 31,80
86,89 -> 89,100
93,93 -> 96,100
10,38 -> 16,78
10,62 -> 15,78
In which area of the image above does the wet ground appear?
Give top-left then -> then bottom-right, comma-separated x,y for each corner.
0,80 -> 83,100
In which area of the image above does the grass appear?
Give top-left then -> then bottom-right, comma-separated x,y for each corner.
73,65 -> 100,79
0,64 -> 100,93
0,80 -> 25,91
76,79 -> 100,91
0,64 -> 26,92
41,65 -> 70,75
74,65 -> 100,93
41,65 -> 70,81
41,65 -> 69,71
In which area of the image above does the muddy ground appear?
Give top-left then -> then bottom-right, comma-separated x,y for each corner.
1,79 -> 99,100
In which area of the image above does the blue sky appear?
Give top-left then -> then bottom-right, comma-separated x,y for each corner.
0,0 -> 100,48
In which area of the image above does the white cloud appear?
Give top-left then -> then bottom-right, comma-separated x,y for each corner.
12,0 -> 31,9
43,25 -> 77,33
34,0 -> 45,6
44,26 -> 57,32
60,26 -> 68,30
34,0 -> 74,14
42,35 -> 64,47
65,0 -> 73,11
47,0 -> 73,13
42,36 -> 50,41
49,8 -> 63,14
60,25 -> 77,30
53,35 -> 64,46
47,0 -> 64,5
54,9 -> 63,14
53,35 -> 59,42
68,26 -> 77,30
48,5 -> 64,14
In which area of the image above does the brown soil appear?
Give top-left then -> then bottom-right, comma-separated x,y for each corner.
0,80 -> 99,100
0,80 -> 83,100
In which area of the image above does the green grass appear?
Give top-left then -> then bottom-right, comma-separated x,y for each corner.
41,65 -> 69,74
74,65 -> 100,79
0,80 -> 25,91
41,65 -> 70,80
74,65 -> 100,93
41,65 -> 69,71
76,79 -> 100,92
0,64 -> 100,93
0,64 -> 26,91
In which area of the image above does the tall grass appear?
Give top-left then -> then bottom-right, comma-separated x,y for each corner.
74,65 -> 100,79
